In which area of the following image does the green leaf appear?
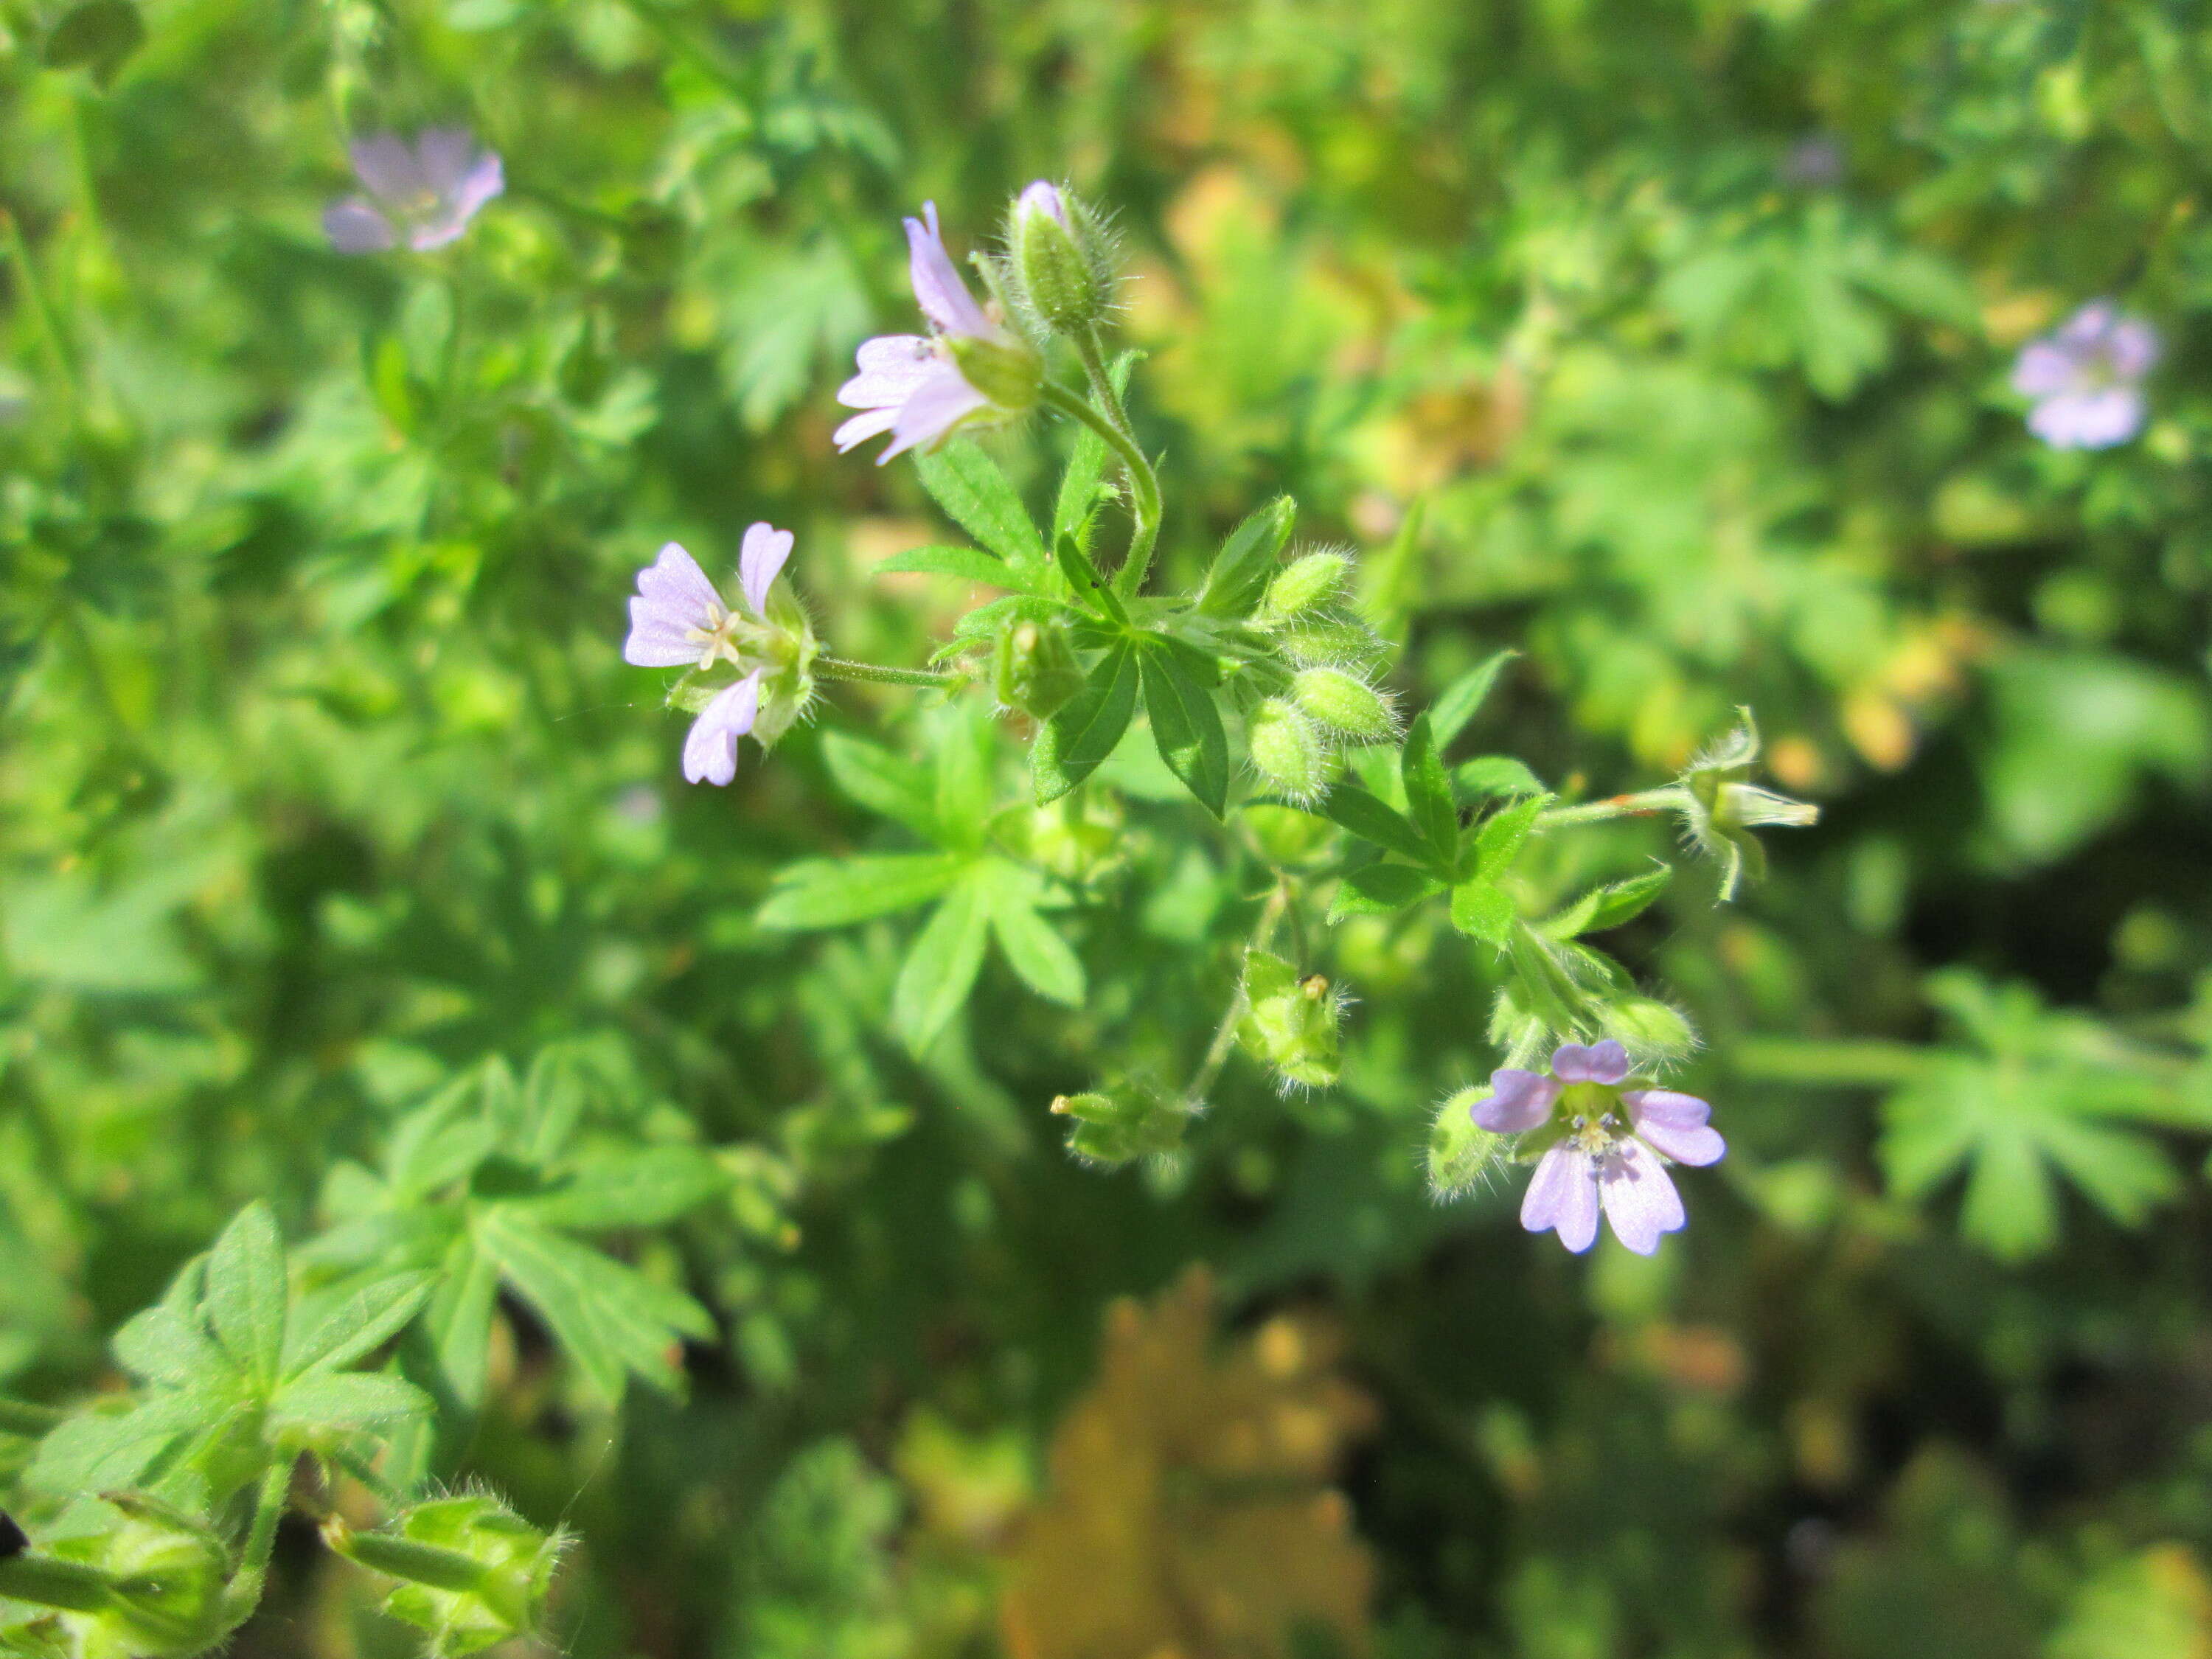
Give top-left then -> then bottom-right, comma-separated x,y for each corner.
511,1147 -> 727,1231
1034,641 -> 1139,803
113,1304 -> 223,1390
282,1272 -> 434,1378
1197,496 -> 1296,618
1317,785 -> 1435,868
821,734 -> 945,841
873,544 -> 1023,588
1472,793 -> 1548,880
1399,715 -> 1460,869
1052,355 -> 1135,547
1557,864 -> 1673,937
271,1371 -> 436,1431
1429,650 -> 1517,751
891,877 -> 992,1053
27,1392 -> 207,1495
477,1211 -> 713,1402
1138,641 -> 1230,818
205,1202 -> 288,1389
1454,756 -> 1547,801
984,869 -> 1086,1006
425,1235 -> 500,1410
1054,530 -> 1130,624
914,439 -> 1047,577
1449,879 -> 1516,945
933,708 -> 996,853
44,0 -> 145,86
1329,863 -> 1444,919
757,853 -> 965,929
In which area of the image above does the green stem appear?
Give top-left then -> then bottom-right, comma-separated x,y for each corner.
1038,381 -> 1162,599
239,1458 -> 293,1582
815,656 -> 961,689
1,210 -> 80,413
1183,880 -> 1290,1108
1534,786 -> 1685,829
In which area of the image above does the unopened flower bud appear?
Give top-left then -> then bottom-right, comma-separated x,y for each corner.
1051,1081 -> 1190,1167
995,617 -> 1085,721
1428,1088 -> 1514,1199
1279,611 -> 1388,672
1248,698 -> 1330,802
1006,181 -> 1116,335
326,1495 -> 564,1658
1598,998 -> 1697,1067
1291,667 -> 1399,744
1260,551 -> 1352,623
1234,950 -> 1344,1090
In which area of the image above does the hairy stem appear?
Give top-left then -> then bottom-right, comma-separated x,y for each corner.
1037,381 -> 1162,599
1535,786 -> 1685,829
816,655 -> 961,689
1183,880 -> 1291,1108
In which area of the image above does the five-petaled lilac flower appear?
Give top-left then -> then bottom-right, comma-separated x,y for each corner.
324,128 -> 504,255
623,524 -> 794,787
2011,301 -> 2160,451
835,204 -> 1032,463
1473,1039 -> 1726,1256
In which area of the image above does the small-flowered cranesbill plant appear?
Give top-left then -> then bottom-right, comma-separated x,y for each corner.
2011,299 -> 2160,450
617,179 -> 1820,1249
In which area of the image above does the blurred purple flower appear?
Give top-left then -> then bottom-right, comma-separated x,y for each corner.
1017,179 -> 1069,227
2011,301 -> 2160,450
622,526 -> 795,787
1779,136 -> 1844,189
324,128 -> 504,254
1472,1038 -> 1726,1256
835,203 -> 1018,463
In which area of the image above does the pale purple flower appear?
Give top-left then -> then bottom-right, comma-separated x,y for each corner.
1471,1039 -> 1725,1256
324,128 -> 504,254
622,525 -> 794,787
835,204 -> 1015,463
2011,301 -> 2160,450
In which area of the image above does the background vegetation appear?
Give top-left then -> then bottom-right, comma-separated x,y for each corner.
3,0 -> 2212,1654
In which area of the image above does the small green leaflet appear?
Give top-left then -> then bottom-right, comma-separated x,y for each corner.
1196,496 -> 1296,619
1034,641 -> 1139,803
1429,650 -> 1517,751
1138,640 -> 1228,818
914,439 -> 1048,581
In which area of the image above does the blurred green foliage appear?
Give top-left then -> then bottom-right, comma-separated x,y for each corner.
4,0 -> 2212,1654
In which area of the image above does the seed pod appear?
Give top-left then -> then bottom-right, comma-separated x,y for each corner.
1427,1088 -> 1514,1199
327,1495 -> 566,1658
1234,950 -> 1343,1090
1259,551 -> 1352,622
1248,698 -> 1329,803
1291,667 -> 1399,744
1051,1081 -> 1190,1167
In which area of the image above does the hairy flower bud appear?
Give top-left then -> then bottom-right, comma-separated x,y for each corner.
1428,1088 -> 1514,1199
0,1496 -> 235,1659
1006,181 -> 1116,336
1598,998 -> 1697,1067
1259,551 -> 1352,623
326,1495 -> 565,1658
1248,698 -> 1330,802
1051,1080 -> 1191,1168
1235,950 -> 1344,1090
995,617 -> 1085,721
1291,667 -> 1399,744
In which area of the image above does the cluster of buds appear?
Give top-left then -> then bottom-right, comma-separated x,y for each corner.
0,1495 -> 235,1659
1234,950 -> 1347,1091
324,1493 -> 566,1658
1240,550 -> 1397,803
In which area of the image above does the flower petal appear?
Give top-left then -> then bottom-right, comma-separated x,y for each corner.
833,406 -> 902,451
1522,1144 -> 1599,1253
2010,341 -> 2078,399
1551,1039 -> 1630,1085
414,128 -> 480,196
681,674 -> 760,787
625,598 -> 703,667
2108,319 -> 2160,380
838,335 -> 939,409
880,366 -> 989,462
2030,389 -> 2145,450
905,202 -> 990,338
1018,180 -> 1068,226
635,541 -> 720,624
1622,1089 -> 1726,1166
739,522 -> 794,614
1473,1070 -> 1559,1133
1596,1140 -> 1685,1256
323,200 -> 395,254
349,133 -> 423,203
